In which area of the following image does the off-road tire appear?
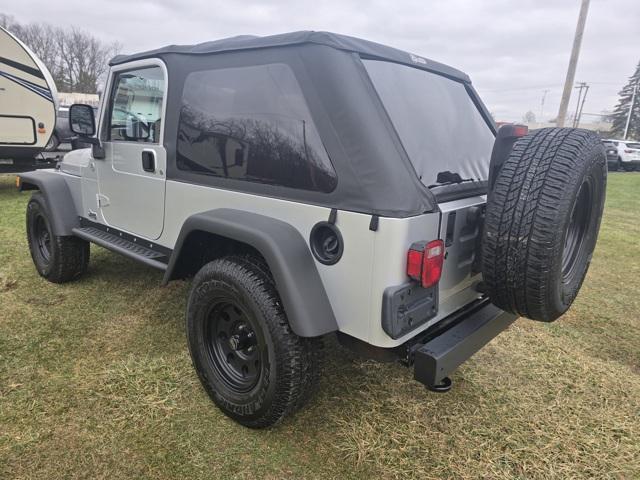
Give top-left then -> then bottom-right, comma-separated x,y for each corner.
482,128 -> 606,322
26,193 -> 90,283
186,257 -> 322,428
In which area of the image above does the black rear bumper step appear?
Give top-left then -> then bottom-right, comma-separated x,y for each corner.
72,226 -> 169,271
413,300 -> 517,388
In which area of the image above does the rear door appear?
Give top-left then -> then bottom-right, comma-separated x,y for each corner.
95,59 -> 167,240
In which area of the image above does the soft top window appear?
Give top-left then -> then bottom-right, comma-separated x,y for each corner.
363,59 -> 494,190
176,63 -> 337,193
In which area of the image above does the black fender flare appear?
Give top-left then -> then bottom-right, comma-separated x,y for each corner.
163,208 -> 338,337
18,170 -> 79,236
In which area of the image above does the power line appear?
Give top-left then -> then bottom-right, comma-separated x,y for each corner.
481,84 -> 563,93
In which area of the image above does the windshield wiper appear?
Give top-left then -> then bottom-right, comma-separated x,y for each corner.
428,170 -> 475,189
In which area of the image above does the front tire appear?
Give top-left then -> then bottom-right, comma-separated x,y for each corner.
186,257 -> 321,428
26,193 -> 90,283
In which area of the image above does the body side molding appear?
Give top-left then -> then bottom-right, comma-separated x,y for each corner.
164,208 -> 338,337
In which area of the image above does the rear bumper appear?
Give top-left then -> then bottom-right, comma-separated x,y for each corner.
410,299 -> 517,387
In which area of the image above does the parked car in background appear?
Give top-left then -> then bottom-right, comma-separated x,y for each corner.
602,140 -> 620,170
44,106 -> 98,151
603,139 -> 640,171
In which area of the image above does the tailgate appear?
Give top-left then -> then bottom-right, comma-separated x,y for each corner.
437,196 -> 486,319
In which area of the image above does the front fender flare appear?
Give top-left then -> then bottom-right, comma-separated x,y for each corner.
164,209 -> 338,337
19,170 -> 79,236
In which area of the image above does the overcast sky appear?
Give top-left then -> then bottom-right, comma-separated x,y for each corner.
5,0 -> 639,122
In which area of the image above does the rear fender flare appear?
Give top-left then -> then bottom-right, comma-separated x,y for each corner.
164,209 -> 338,337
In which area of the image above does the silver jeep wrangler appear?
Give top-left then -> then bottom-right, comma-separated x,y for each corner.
19,31 -> 607,428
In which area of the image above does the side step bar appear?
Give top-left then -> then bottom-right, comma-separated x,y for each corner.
72,226 -> 169,271
413,301 -> 517,388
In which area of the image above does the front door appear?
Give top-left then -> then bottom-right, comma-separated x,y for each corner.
95,60 -> 167,240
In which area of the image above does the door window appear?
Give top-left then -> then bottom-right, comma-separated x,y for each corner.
107,66 -> 165,143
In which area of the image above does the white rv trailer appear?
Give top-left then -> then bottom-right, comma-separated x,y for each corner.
0,26 -> 58,170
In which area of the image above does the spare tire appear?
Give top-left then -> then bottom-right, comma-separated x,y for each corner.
482,128 -> 606,322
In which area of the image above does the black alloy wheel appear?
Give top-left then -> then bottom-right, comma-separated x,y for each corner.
205,300 -> 264,393
33,214 -> 52,264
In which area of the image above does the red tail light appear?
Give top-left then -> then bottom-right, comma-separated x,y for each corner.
496,123 -> 528,139
512,125 -> 528,137
406,239 -> 445,288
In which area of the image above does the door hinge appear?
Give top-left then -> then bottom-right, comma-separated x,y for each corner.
97,194 -> 110,207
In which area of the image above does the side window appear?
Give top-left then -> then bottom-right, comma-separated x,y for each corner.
176,63 -> 337,192
107,66 -> 165,143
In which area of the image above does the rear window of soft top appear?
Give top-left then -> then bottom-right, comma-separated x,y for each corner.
363,59 -> 494,190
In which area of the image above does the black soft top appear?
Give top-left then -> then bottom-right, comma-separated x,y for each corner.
109,32 -> 493,217
110,30 -> 470,83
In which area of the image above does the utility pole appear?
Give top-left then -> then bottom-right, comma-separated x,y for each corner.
540,89 -> 550,123
623,83 -> 637,140
576,83 -> 589,127
557,0 -> 591,127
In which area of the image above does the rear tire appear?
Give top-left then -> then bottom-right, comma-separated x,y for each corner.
26,193 -> 90,283
186,256 -> 322,428
482,128 -> 606,322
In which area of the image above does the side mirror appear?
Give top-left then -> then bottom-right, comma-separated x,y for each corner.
69,103 -> 104,159
69,104 -> 96,136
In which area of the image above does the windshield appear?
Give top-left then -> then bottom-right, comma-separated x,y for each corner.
363,59 -> 494,189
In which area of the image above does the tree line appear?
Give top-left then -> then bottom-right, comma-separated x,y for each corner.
610,61 -> 640,140
1,14 -> 120,94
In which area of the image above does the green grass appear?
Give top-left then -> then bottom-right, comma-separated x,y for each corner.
1,172 -> 639,479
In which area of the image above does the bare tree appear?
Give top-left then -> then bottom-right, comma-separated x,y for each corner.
1,15 -> 120,93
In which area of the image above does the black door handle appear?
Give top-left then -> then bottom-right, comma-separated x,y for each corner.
142,151 -> 155,172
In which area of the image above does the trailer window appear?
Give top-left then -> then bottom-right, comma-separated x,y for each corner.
177,63 -> 337,193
